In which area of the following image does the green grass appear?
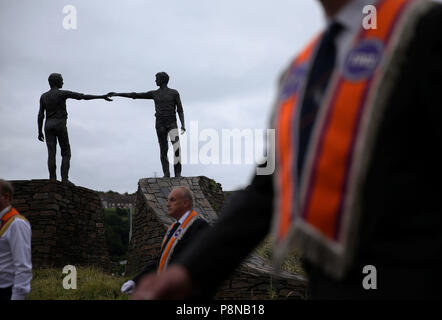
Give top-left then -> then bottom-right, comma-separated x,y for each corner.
27,267 -> 130,300
254,237 -> 306,277
253,238 -> 307,300
26,238 -> 304,300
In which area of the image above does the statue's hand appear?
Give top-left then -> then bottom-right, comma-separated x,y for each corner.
38,133 -> 45,142
107,92 -> 116,97
104,95 -> 113,102
180,127 -> 186,135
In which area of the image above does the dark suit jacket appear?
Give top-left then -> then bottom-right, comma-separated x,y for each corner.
133,218 -> 209,284
176,4 -> 442,299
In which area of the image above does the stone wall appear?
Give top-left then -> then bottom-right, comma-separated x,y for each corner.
9,179 -> 110,270
126,176 -> 307,299
218,255 -> 307,299
198,176 -> 225,215
125,188 -> 167,275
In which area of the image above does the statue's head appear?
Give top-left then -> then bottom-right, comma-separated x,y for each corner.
48,73 -> 63,88
155,72 -> 169,87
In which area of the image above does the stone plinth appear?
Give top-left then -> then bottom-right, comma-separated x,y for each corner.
9,179 -> 110,270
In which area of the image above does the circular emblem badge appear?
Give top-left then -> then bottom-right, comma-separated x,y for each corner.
280,63 -> 307,99
343,39 -> 384,81
174,228 -> 182,237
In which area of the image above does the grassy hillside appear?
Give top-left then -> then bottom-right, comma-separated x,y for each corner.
27,267 -> 130,300
27,245 -> 304,300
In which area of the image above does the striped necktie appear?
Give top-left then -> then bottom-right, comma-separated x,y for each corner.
297,22 -> 343,176
161,221 -> 181,252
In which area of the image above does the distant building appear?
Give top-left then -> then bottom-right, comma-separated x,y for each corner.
99,192 -> 136,209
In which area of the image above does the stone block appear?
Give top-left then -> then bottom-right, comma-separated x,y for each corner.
9,179 -> 110,271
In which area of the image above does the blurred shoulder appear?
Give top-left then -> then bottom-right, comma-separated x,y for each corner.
193,217 -> 210,229
416,1 -> 442,32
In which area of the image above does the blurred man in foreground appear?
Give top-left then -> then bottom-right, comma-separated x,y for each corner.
133,0 -> 442,299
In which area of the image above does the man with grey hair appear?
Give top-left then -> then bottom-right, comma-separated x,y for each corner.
0,179 -> 32,300
121,186 -> 208,295
38,73 -> 112,185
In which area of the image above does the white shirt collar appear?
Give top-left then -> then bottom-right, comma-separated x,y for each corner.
0,206 -> 11,220
178,210 -> 192,224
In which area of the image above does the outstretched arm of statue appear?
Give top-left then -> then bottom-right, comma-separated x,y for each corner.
107,91 -> 154,100
65,91 -> 112,101
81,94 -> 112,101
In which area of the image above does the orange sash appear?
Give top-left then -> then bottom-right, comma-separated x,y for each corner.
158,210 -> 198,273
0,207 -> 27,237
272,0 -> 431,278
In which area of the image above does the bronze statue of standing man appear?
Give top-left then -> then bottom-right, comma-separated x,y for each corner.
38,73 -> 112,185
108,72 -> 185,177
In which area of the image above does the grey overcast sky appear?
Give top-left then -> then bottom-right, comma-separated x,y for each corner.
0,0 -> 324,193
